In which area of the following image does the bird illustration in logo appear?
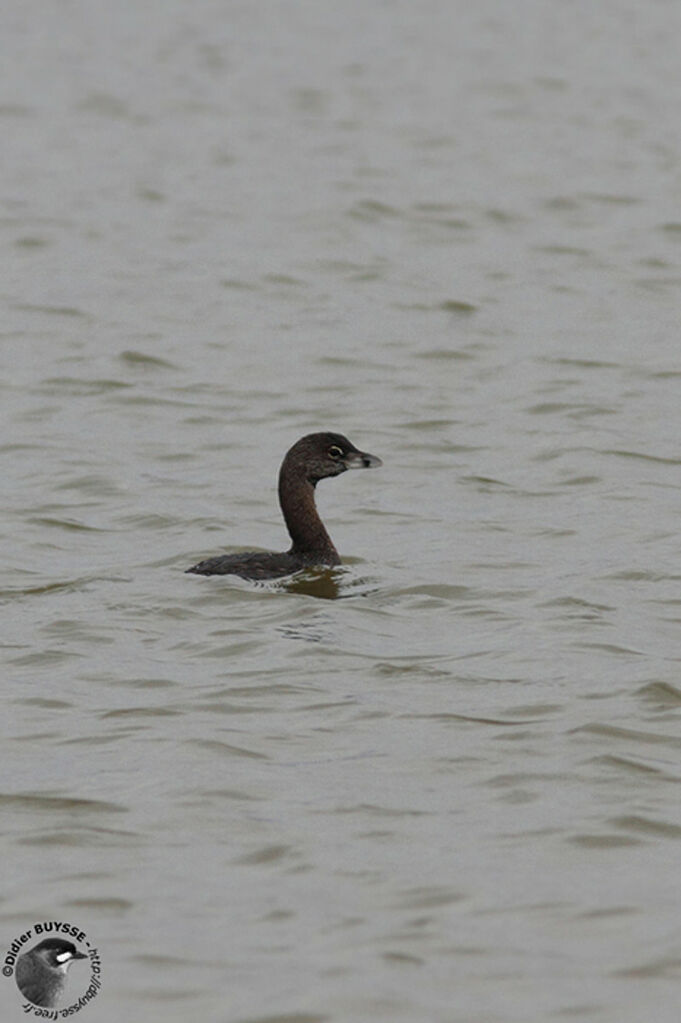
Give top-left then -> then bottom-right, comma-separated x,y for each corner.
15,937 -> 87,1008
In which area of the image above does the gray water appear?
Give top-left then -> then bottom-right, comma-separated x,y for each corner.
3,1 -> 681,1021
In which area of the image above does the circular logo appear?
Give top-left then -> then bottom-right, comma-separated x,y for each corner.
3,923 -> 101,1015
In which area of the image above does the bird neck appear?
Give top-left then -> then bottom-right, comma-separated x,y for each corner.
278,470 -> 339,562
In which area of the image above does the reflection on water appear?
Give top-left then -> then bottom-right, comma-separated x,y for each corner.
282,567 -> 345,601
281,567 -> 378,601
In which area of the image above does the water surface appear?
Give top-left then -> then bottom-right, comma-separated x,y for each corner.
3,1 -> 681,1021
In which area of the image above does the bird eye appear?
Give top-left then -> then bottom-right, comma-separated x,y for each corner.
328,445 -> 344,459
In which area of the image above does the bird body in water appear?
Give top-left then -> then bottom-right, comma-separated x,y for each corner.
15,938 -> 87,1008
186,432 -> 382,580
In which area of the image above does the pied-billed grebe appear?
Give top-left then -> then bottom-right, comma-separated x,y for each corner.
186,432 -> 382,580
16,938 -> 87,1008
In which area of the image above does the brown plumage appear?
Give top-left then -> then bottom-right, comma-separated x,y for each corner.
186,432 -> 382,580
